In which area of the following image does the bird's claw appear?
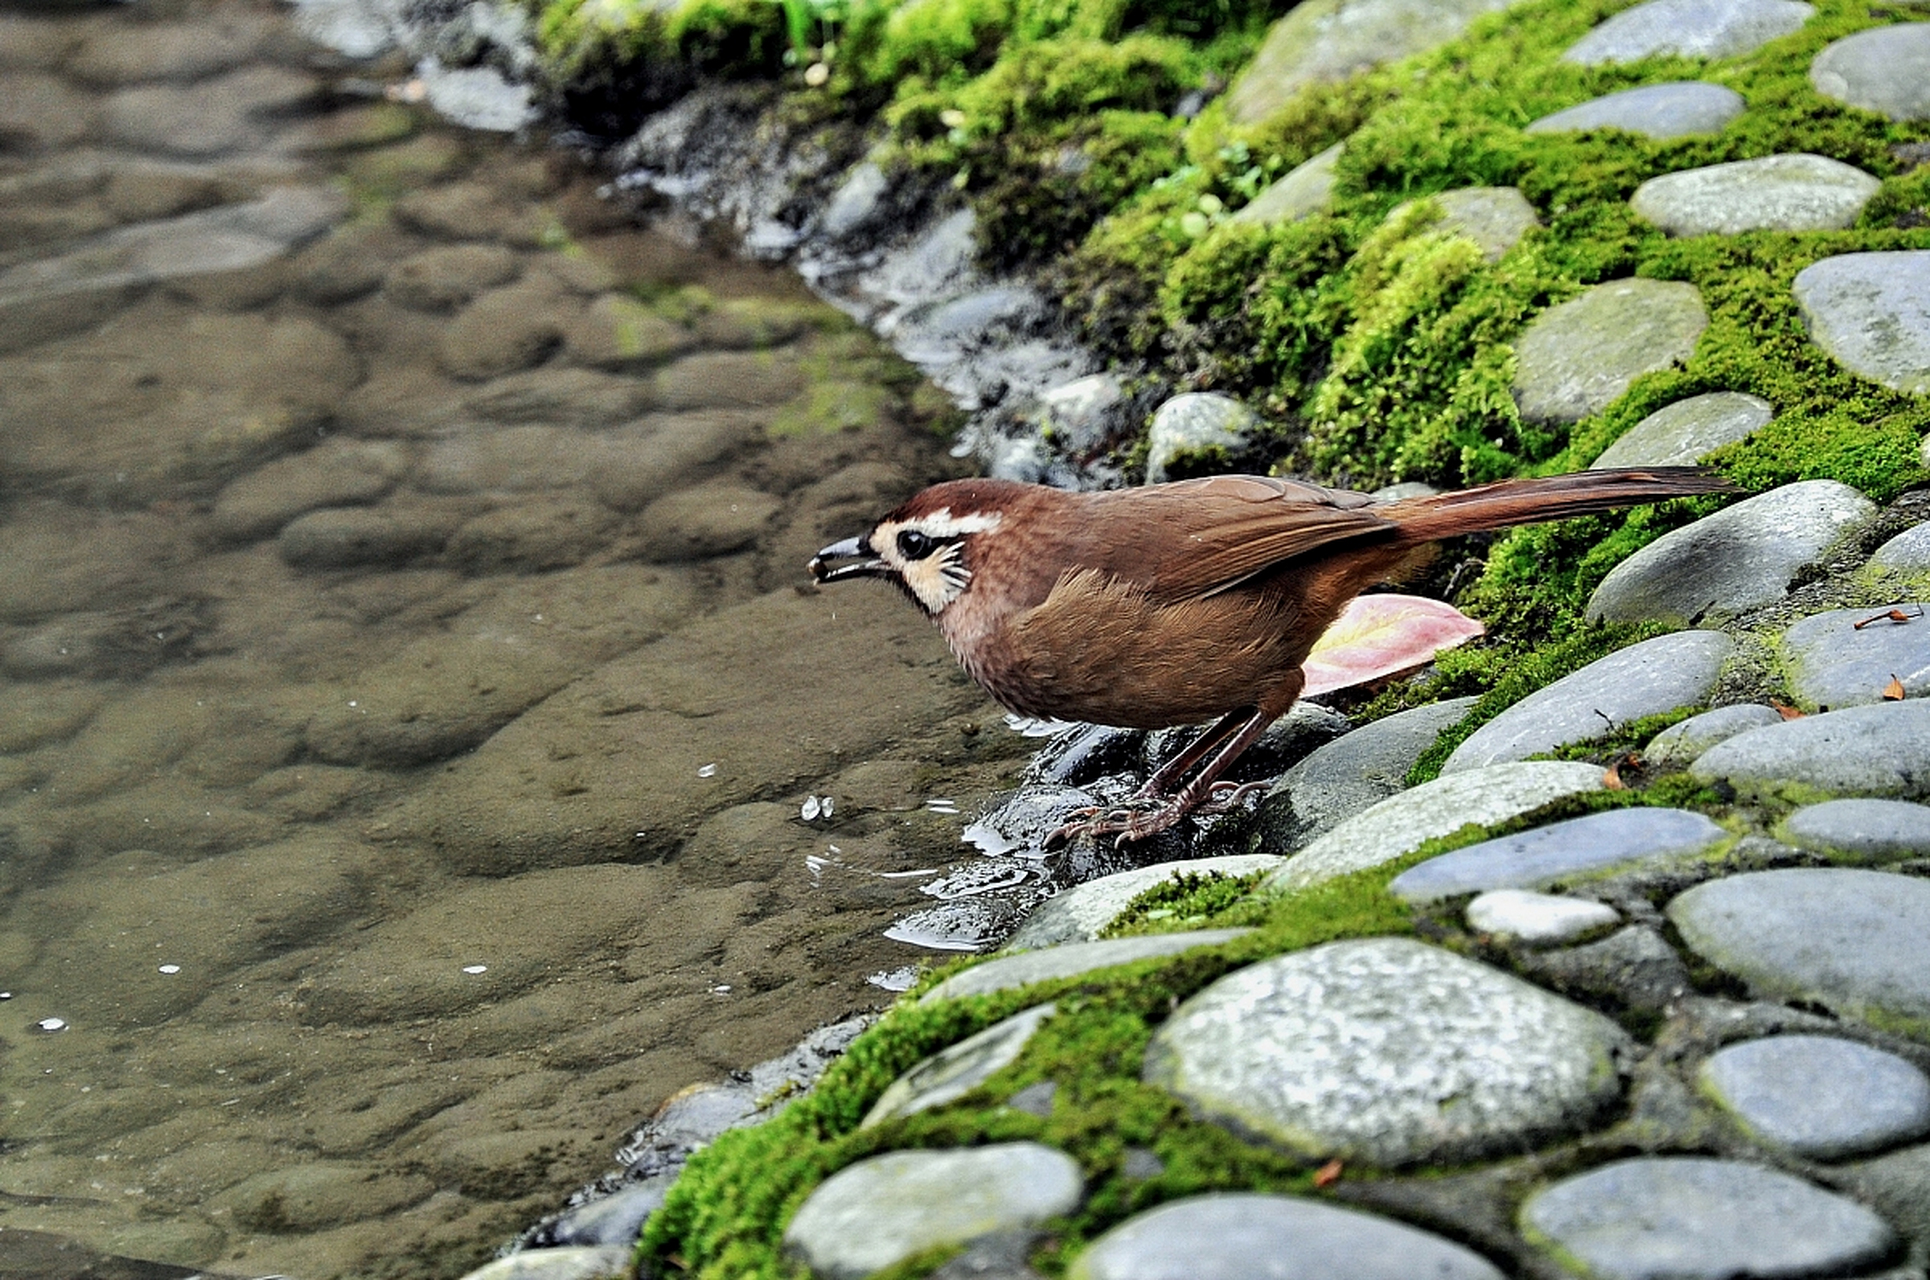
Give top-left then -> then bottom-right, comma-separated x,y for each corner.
1041,782 -> 1268,849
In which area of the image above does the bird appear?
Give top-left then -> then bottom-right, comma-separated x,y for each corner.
810,466 -> 1736,845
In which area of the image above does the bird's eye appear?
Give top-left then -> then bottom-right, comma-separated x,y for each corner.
896,529 -> 938,560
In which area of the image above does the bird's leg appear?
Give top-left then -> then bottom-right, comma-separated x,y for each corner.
1047,705 -> 1277,848
1134,711 -> 1250,799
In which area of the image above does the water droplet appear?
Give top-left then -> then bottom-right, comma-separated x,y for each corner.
33,1017 -> 67,1033
461,965 -> 488,975
157,964 -> 180,975
697,763 -> 717,778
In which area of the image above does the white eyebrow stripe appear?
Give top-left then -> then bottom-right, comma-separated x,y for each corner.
911,509 -> 1002,538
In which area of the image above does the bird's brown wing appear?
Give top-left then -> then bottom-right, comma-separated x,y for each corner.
1095,475 -> 1397,604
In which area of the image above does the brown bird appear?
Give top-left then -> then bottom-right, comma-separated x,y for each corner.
810,466 -> 1735,844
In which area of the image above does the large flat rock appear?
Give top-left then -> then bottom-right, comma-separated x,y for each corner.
1586,480 -> 1878,626
1562,0 -> 1813,64
1700,1034 -> 1930,1158
1441,630 -> 1732,772
1669,867 -> 1930,1035
1512,279 -> 1708,424
1810,22 -> 1930,122
1688,699 -> 1930,801
1389,807 -> 1729,902
1589,391 -> 1773,470
1631,153 -> 1880,236
1793,251 -> 1930,395
1527,82 -> 1745,139
1143,938 -> 1631,1165
1780,603 -> 1930,710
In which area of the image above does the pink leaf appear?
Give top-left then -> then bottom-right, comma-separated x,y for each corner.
1300,594 -> 1485,696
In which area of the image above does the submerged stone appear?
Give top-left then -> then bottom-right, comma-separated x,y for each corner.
1441,630 -> 1732,772
1512,279 -> 1708,424
784,1144 -> 1083,1279
1521,1156 -> 1896,1279
1780,603 -> 1930,709
1589,391 -> 1774,470
1144,938 -> 1630,1165
1810,23 -> 1930,122
1586,481 -> 1878,626
1526,81 -> 1745,138
1688,699 -> 1930,801
1562,0 -> 1814,64
1793,251 -> 1930,395
1700,1034 -> 1930,1158
1267,761 -> 1606,890
1631,154 -> 1880,236
1389,808 -> 1728,902
1668,867 -> 1930,1034
1067,1193 -> 1506,1280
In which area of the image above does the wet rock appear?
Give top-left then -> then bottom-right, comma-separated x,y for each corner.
1632,154 -> 1880,236
1586,480 -> 1879,626
384,243 -> 522,312
1226,0 -> 1526,125
1230,144 -> 1340,225
562,294 -> 694,371
783,1145 -> 1083,1280
1067,1193 -> 1505,1280
1515,923 -> 1692,1013
1520,1157 -> 1896,1279
1780,798 -> 1930,860
437,278 -> 571,380
1511,279 -> 1708,424
1643,703 -> 1783,770
278,503 -> 457,569
1792,251 -> 1930,395
1267,761 -> 1606,890
652,349 -> 808,411
446,497 -> 617,573
1669,867 -> 1930,1032
1144,938 -> 1630,1165
1396,185 -> 1540,261
1526,81 -> 1746,138
1809,23 -> 1930,122
1252,697 -> 1476,853
1002,856 -> 1284,951
634,482 -> 780,561
1780,603 -> 1930,709
921,931 -> 1252,1004
454,1246 -> 635,1280
1701,1034 -> 1930,1158
462,368 -> 658,429
207,1161 -> 434,1232
0,72 -> 97,151
1869,522 -> 1930,575
863,1005 -> 1057,1127
211,439 -> 409,541
1688,699 -> 1930,800
818,161 -> 889,241
417,57 -> 536,134
1466,889 -> 1620,945
67,13 -> 273,86
546,1180 -> 668,1248
1442,630 -> 1732,772
100,65 -> 318,156
1033,373 -> 1126,456
962,783 -> 1135,859
393,180 -> 548,246
1562,0 -> 1814,64
1590,391 -> 1774,470
1390,808 -> 1728,902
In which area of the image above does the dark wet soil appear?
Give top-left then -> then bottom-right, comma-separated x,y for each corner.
0,1 -> 1037,1274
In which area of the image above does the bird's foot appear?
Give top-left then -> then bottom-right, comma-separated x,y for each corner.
1194,780 -> 1269,816
1044,782 -> 1265,850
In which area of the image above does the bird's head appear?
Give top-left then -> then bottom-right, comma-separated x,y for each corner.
809,480 -> 1017,616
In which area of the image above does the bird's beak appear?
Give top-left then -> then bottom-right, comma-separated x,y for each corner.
810,535 -> 888,584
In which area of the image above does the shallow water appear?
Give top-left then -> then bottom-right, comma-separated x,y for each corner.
0,2 -> 1039,1274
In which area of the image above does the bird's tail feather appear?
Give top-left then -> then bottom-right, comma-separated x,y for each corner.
1379,466 -> 1738,545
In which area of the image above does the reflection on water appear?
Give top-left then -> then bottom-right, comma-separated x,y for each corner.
0,0 -> 1038,1275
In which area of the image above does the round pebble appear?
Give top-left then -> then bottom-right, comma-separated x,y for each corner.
1643,703 -> 1784,770
1809,23 -> 1930,122
1526,81 -> 1745,139
1562,0 -> 1814,64
1466,890 -> 1621,945
1700,1035 -> 1930,1158
1792,251 -> 1930,395
1688,699 -> 1930,801
1511,278 -> 1708,425
1780,603 -> 1930,709
1589,391 -> 1773,471
1389,807 -> 1728,902
1631,154 -> 1880,236
1143,392 -> 1258,482
920,930 -> 1252,1004
1782,797 -> 1930,860
863,1004 -> 1056,1127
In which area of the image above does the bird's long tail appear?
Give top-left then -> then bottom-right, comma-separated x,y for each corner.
1378,466 -> 1739,545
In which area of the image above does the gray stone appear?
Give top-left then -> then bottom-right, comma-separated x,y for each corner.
211,440 -> 409,542
1390,807 -> 1729,902
1267,761 -> 1607,891
1590,391 -> 1774,470
1526,81 -> 1746,139
1632,154 -> 1880,236
783,1144 -> 1083,1279
417,57 -> 536,134
1521,1157 -> 1896,1279
1669,867 -> 1930,1034
1066,1193 -> 1505,1280
1391,186 -> 1540,262
548,1179 -> 668,1247
1793,251 -> 1930,395
1255,697 -> 1477,853
384,243 -> 522,312
820,161 -> 890,240
1869,522 -> 1930,574
277,505 -> 455,569
1782,798 -> 1930,860
1781,603 -> 1930,709
1467,890 -> 1620,944
1810,23 -> 1930,122
1644,703 -> 1784,770
454,1246 -> 634,1280
1003,856 -> 1283,952
863,1005 -> 1057,1127
1516,924 -> 1692,1013
1512,279 -> 1709,425
920,930 -> 1252,1004
1689,699 -> 1930,801
1586,481 -> 1879,626
1230,144 -> 1341,226
1144,938 -> 1631,1165
1226,0 -> 1526,124
1142,392 -> 1258,483
1442,631 -> 1733,773
1034,373 -> 1125,455
1562,0 -> 1814,64
1701,1034 -> 1930,1158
